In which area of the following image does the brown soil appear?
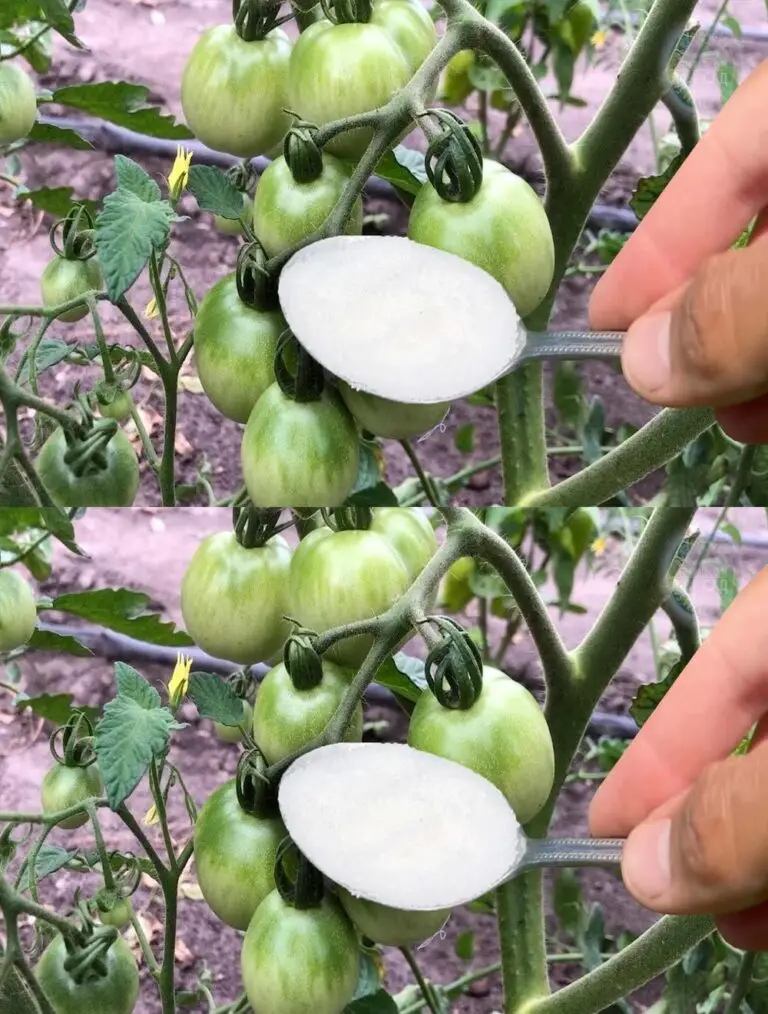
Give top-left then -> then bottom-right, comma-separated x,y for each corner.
1,2 -> 766,505
1,507 -> 767,1012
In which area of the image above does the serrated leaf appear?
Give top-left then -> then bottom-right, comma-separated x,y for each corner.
27,120 -> 92,150
0,0 -> 79,44
15,691 -> 99,726
187,165 -> 244,218
17,844 -> 77,893
95,188 -> 175,300
115,662 -> 161,708
26,628 -> 92,657
630,152 -> 685,222
95,696 -> 181,808
47,588 -> 193,646
187,671 -> 244,725
344,991 -> 399,1014
114,154 -> 161,201
45,82 -> 193,140
630,660 -> 685,728
374,652 -> 427,703
16,337 -> 72,386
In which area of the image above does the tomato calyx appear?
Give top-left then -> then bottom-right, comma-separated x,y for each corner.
322,506 -> 373,531
273,329 -> 325,402
57,417 -> 122,479
60,920 -> 120,986
283,629 -> 324,691
233,501 -> 283,548
274,837 -> 325,910
320,0 -> 373,24
421,616 -> 484,710
232,0 -> 282,40
236,747 -> 280,818
50,711 -> 98,770
49,204 -> 98,262
421,109 -> 484,204
283,121 -> 324,185
236,240 -> 279,311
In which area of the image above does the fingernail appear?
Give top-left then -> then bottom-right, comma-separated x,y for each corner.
622,312 -> 672,395
622,820 -> 672,902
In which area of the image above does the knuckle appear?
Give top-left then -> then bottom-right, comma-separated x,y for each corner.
675,764 -> 734,889
673,255 -> 738,381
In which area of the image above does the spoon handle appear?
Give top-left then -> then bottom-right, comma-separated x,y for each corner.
521,330 -> 626,363
519,837 -> 625,873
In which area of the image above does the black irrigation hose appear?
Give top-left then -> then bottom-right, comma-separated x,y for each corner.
37,115 -> 641,234
35,621 -> 640,740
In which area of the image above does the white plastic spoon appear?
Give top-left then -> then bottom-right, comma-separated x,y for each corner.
278,235 -> 625,406
278,742 -> 625,912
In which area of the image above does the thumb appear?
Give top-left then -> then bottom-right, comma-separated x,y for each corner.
620,230 -> 768,408
620,738 -> 768,916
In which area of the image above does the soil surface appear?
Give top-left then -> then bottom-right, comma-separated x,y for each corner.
1,507 -> 766,1012
1,2 -> 766,505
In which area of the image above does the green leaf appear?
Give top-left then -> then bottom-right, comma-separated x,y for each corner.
351,951 -> 382,1001
15,691 -> 99,726
372,147 -> 426,203
17,844 -> 77,894
454,423 -> 474,454
95,692 -> 181,808
716,61 -> 739,105
187,672 -> 244,726
553,361 -> 585,431
27,120 -> 92,150
0,0 -> 79,44
347,482 -> 398,507
721,14 -> 742,38
454,930 -> 475,961
114,154 -> 161,201
667,24 -> 699,75
16,185 -> 97,221
94,186 -> 175,301
187,165 -> 244,219
344,992 -> 398,1014
374,652 -> 427,703
46,82 -> 193,140
630,660 -> 685,728
581,398 -> 605,464
716,567 -> 738,613
553,868 -> 584,938
26,627 -> 93,657
16,337 -> 72,386
45,589 -> 193,646
350,442 -> 383,495
115,661 -> 161,707
630,152 -> 685,222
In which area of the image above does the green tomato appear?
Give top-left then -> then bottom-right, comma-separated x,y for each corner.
241,383 -> 360,508
213,193 -> 253,235
35,427 -> 139,508
194,778 -> 288,930
35,933 -> 139,1014
407,666 -> 555,824
253,659 -> 363,764
0,62 -> 37,146
0,569 -> 37,652
369,507 -> 438,585
370,0 -> 437,75
408,159 -> 555,318
562,0 -> 596,53
337,888 -> 449,946
213,700 -> 254,743
41,763 -> 104,831
338,383 -> 450,440
564,507 -> 598,560
241,890 -> 360,1014
41,256 -> 103,324
438,556 -> 474,613
289,527 -> 410,667
193,273 -> 286,424
181,531 -> 292,665
98,896 -> 134,929
181,25 -> 292,157
252,153 -> 363,258
288,20 -> 410,160
439,49 -> 475,105
97,390 -> 133,423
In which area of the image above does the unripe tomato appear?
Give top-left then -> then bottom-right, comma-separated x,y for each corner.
0,569 -> 37,652
35,428 -> 139,508
41,763 -> 104,830
98,896 -> 134,929
194,778 -> 288,930
288,0 -> 435,160
408,159 -> 555,317
241,890 -> 360,1014
181,26 -> 292,157
181,531 -> 292,665
338,383 -> 450,440
439,50 -> 475,105
337,888 -> 449,946
193,273 -> 286,424
438,556 -> 474,612
562,0 -> 596,53
35,933 -> 139,1014
369,507 -> 438,585
408,666 -> 555,824
252,659 -> 363,764
41,256 -> 103,323
213,700 -> 254,743
564,507 -> 598,559
252,153 -> 363,258
0,62 -> 37,146
97,390 -> 133,423
289,526 -> 410,667
213,193 -> 253,235
241,383 -> 360,508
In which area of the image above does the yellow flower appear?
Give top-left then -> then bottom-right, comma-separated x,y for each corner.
591,536 -> 608,557
591,28 -> 608,49
169,652 -> 193,708
145,297 -> 159,319
168,145 -> 193,201
144,804 -> 159,826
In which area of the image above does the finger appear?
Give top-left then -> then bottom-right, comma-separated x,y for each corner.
619,230 -> 768,407
618,738 -> 768,916
716,395 -> 768,444
590,58 -> 768,330
717,900 -> 768,951
589,566 -> 768,837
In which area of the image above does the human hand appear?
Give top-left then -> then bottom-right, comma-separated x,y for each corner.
589,59 -> 768,444
589,566 -> 768,949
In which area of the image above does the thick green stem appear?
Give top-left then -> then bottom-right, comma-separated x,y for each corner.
495,366 -> 549,503
497,872 -> 549,1011
520,916 -> 714,1014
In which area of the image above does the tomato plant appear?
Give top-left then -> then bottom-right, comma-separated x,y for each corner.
40,256 -> 103,324
213,699 -> 254,743
0,568 -> 37,652
40,762 -> 104,830
97,896 -> 134,929
35,934 -> 139,1014
35,427 -> 139,508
